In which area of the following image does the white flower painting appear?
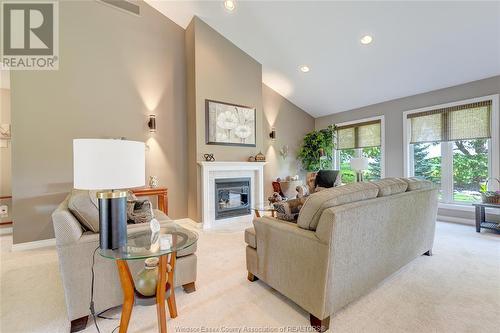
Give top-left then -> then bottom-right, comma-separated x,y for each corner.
206,100 -> 256,146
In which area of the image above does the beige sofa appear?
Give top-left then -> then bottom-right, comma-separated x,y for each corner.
52,193 -> 197,332
245,178 -> 438,332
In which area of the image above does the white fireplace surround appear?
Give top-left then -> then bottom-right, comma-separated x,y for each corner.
198,161 -> 266,228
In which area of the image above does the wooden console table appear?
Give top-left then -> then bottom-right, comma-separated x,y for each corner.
473,202 -> 500,233
132,187 -> 168,215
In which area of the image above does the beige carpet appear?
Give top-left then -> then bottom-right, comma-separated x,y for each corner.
1,221 -> 499,333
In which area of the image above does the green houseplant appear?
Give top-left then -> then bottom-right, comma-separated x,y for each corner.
297,125 -> 336,171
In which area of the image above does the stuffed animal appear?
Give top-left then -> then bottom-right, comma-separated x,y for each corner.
296,185 -> 310,198
268,192 -> 283,203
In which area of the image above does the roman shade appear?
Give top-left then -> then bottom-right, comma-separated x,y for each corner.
337,120 -> 381,149
408,100 -> 491,144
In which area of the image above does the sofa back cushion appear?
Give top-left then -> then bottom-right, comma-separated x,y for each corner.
297,182 -> 379,231
371,178 -> 408,197
402,177 -> 434,191
68,190 -> 100,232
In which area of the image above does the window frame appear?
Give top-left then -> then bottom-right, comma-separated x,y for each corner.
403,94 -> 499,206
334,115 -> 386,179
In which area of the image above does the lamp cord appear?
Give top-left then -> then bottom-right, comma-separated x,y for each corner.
90,246 -> 120,333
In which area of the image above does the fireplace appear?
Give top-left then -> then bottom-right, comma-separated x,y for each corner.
214,178 -> 251,220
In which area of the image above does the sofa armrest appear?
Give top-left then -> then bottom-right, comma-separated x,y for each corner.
52,205 -> 84,246
252,216 -> 330,318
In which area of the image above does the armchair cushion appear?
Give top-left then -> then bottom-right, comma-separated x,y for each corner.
297,182 -> 379,231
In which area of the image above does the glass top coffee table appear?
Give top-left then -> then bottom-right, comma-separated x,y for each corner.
252,203 -> 276,218
99,224 -> 198,333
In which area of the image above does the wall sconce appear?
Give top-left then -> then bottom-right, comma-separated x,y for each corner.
269,127 -> 276,140
148,115 -> 156,132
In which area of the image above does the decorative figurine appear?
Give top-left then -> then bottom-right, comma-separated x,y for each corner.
149,175 -> 159,188
204,153 -> 215,162
255,151 -> 266,161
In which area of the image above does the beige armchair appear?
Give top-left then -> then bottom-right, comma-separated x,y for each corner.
52,194 -> 197,332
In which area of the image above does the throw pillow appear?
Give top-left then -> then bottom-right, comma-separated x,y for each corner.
127,199 -> 154,224
273,197 -> 307,222
314,170 -> 341,189
68,190 -> 100,232
402,177 -> 434,191
371,178 -> 408,197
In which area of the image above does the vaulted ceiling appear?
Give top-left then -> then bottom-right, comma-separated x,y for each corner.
147,1 -> 500,117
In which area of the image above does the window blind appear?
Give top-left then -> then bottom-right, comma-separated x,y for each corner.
337,120 -> 381,149
408,100 -> 491,144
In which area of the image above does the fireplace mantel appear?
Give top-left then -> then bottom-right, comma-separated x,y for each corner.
197,161 -> 267,168
198,161 -> 266,228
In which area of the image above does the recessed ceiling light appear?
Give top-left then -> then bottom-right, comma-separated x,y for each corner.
299,65 -> 310,73
360,35 -> 373,45
224,0 -> 236,11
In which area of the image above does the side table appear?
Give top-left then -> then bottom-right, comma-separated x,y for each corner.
132,187 -> 168,215
473,202 -> 500,233
99,224 -> 198,333
252,203 -> 276,218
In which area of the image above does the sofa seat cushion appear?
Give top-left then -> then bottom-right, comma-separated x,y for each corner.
245,227 -> 256,249
297,182 -> 379,231
371,178 -> 408,197
68,190 -> 100,232
402,177 -> 434,191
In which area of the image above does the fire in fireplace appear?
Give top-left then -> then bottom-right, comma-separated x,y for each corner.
214,178 -> 251,220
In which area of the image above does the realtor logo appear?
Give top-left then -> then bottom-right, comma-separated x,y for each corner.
1,1 -> 59,70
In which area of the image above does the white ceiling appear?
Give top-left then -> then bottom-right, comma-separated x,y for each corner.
146,1 -> 500,117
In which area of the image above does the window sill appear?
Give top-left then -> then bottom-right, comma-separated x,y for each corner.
438,203 -> 475,212
439,202 -> 500,214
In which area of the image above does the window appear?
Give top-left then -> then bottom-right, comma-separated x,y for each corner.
405,96 -> 499,204
335,117 -> 384,183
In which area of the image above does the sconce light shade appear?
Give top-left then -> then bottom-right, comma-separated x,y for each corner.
148,115 -> 156,132
269,127 -> 276,140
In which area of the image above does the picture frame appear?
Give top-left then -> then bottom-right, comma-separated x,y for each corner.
205,99 -> 256,147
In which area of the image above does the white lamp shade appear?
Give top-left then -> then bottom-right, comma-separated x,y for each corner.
73,139 -> 145,190
350,157 -> 369,171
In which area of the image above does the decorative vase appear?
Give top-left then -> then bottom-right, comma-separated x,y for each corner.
149,176 -> 159,188
136,257 -> 159,297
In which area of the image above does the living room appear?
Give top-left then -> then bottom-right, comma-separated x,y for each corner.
0,1 -> 499,333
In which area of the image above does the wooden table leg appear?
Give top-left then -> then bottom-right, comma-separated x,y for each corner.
254,209 -> 261,218
158,193 -> 168,215
156,255 -> 168,333
116,260 -> 135,333
167,252 -> 178,318
475,205 -> 481,232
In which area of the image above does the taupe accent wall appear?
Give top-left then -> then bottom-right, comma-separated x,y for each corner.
11,1 -> 188,244
185,17 -> 313,221
262,84 -> 315,198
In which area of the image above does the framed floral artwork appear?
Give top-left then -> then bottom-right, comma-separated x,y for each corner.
205,99 -> 256,147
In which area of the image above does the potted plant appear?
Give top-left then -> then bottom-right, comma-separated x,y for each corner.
297,125 -> 336,172
480,178 -> 500,204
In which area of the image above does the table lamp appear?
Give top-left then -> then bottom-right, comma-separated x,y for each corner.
73,139 -> 145,249
350,157 -> 369,182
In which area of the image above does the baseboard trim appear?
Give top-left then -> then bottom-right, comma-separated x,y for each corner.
11,237 -> 56,251
176,218 -> 203,229
0,227 -> 12,235
437,215 -> 474,226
